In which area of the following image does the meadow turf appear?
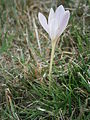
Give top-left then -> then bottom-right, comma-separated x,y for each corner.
0,0 -> 90,120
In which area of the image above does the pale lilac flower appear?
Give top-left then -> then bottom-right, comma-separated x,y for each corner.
38,5 -> 70,87
38,5 -> 70,41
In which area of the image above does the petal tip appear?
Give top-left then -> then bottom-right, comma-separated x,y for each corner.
65,10 -> 70,18
50,8 -> 54,11
57,5 -> 65,11
38,12 -> 42,18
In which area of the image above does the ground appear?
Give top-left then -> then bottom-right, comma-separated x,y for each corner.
0,0 -> 90,120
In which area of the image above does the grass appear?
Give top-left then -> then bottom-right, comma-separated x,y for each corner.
0,0 -> 90,120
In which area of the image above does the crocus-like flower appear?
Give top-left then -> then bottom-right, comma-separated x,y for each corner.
38,5 -> 70,88
38,5 -> 70,41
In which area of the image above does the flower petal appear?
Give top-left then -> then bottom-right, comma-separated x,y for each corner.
48,8 -> 54,25
48,8 -> 56,40
38,12 -> 48,33
49,19 -> 55,40
57,10 -> 70,37
49,18 -> 59,40
55,5 -> 65,24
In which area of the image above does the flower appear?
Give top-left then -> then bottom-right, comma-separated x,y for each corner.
38,5 -> 70,87
38,5 -> 70,41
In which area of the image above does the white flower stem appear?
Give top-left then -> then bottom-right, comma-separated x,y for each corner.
49,40 -> 56,88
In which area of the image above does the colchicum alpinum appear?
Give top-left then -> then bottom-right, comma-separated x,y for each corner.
38,5 -> 70,87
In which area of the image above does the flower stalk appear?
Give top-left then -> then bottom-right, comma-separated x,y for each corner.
49,40 -> 56,87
